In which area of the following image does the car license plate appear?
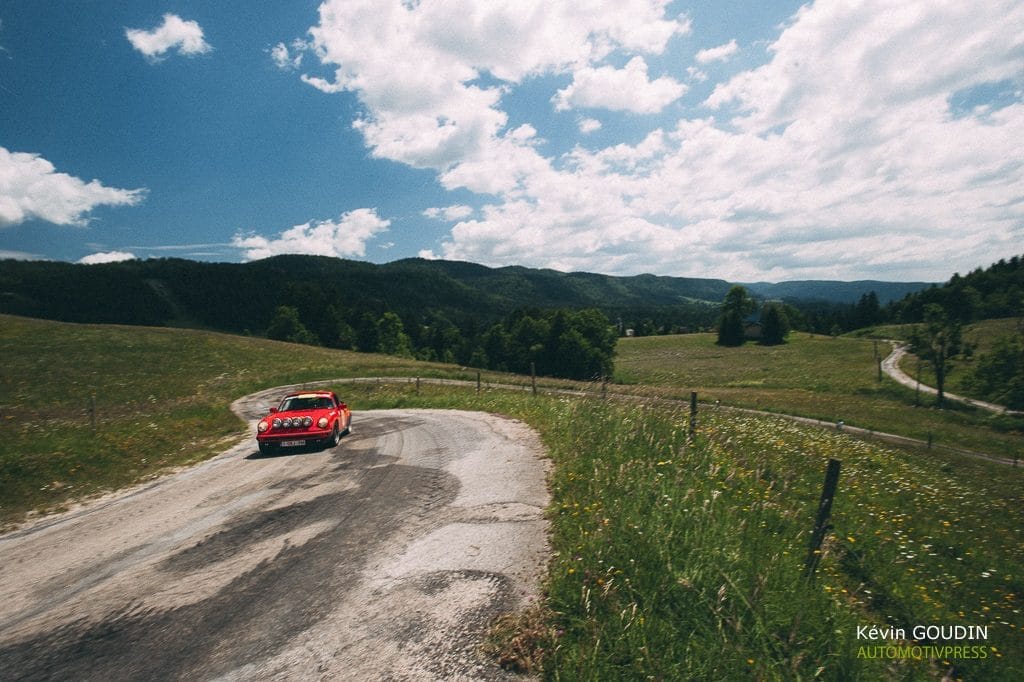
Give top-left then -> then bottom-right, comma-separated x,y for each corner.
281,440 -> 306,447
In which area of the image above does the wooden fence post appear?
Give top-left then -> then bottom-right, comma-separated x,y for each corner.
804,458 -> 841,578
477,371 -> 481,393
689,391 -> 698,436
416,376 -> 420,395
89,394 -> 97,433
531,362 -> 536,396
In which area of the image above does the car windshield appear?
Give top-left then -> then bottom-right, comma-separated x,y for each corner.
279,396 -> 333,412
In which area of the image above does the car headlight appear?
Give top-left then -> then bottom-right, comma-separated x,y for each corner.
272,418 -> 282,429
282,417 -> 293,428
303,416 -> 313,427
318,417 -> 328,428
258,421 -> 269,433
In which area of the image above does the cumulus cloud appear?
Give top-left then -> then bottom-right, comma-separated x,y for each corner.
553,56 -> 687,113
296,0 -> 1024,281
78,251 -> 136,264
125,14 -> 212,60
232,209 -> 390,261
301,0 -> 687,169
0,147 -> 146,227
578,118 -> 602,134
695,39 -> 738,64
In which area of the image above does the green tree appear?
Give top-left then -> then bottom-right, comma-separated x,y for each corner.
266,305 -> 319,345
377,311 -> 413,357
963,333 -> 1024,409
354,312 -> 380,353
717,285 -> 754,346
910,303 -> 963,407
759,303 -> 790,346
482,323 -> 511,372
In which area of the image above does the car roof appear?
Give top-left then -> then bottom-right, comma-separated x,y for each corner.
283,391 -> 335,399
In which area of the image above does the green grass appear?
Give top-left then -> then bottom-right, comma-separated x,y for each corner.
330,382 -> 1024,679
3,314 -> 1022,679
614,332 -> 1023,459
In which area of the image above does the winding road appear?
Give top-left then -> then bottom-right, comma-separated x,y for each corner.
880,342 -> 1023,416
0,385 -> 550,680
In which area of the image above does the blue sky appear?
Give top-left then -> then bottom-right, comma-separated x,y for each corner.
1,1 -> 1021,282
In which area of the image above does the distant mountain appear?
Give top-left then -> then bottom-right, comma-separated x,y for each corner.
0,256 -> 732,335
0,255 -> 934,338
743,280 -> 933,305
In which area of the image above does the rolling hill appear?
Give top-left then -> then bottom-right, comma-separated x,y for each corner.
0,255 -> 930,338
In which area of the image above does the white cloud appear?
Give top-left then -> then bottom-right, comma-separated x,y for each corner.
271,40 -> 306,70
423,205 -> 474,221
232,209 -> 390,261
298,0 -> 1024,281
78,251 -> 136,264
553,56 -> 687,113
0,249 -> 41,260
302,0 -> 687,169
125,14 -> 212,61
578,118 -> 602,134
695,39 -> 738,64
0,147 -> 146,227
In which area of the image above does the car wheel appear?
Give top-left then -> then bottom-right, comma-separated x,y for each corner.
343,418 -> 352,436
329,424 -> 341,448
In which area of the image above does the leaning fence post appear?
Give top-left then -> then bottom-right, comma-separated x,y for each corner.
804,458 -> 841,577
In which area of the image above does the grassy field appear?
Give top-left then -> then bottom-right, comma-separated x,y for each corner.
614,331 -> 1023,459
2,314 -> 1022,679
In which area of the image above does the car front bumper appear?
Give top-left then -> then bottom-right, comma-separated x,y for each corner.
257,429 -> 333,446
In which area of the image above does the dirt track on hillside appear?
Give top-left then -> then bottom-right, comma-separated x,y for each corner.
0,395 -> 549,680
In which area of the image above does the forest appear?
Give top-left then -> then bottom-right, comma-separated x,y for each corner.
2,253 -> 1020,386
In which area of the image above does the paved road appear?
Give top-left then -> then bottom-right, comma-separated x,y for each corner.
0,385 -> 549,681
880,342 -> 1023,415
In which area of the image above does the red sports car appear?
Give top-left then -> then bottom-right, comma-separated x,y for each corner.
256,390 -> 352,455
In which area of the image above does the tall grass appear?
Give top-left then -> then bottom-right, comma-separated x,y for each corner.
346,382 -> 1023,679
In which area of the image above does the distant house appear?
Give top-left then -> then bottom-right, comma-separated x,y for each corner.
743,313 -> 762,340
624,328 -> 635,337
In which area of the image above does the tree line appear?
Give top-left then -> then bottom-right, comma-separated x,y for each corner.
267,304 -> 617,381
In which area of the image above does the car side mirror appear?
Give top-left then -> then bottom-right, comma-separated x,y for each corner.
339,403 -> 347,410
269,407 -> 278,414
